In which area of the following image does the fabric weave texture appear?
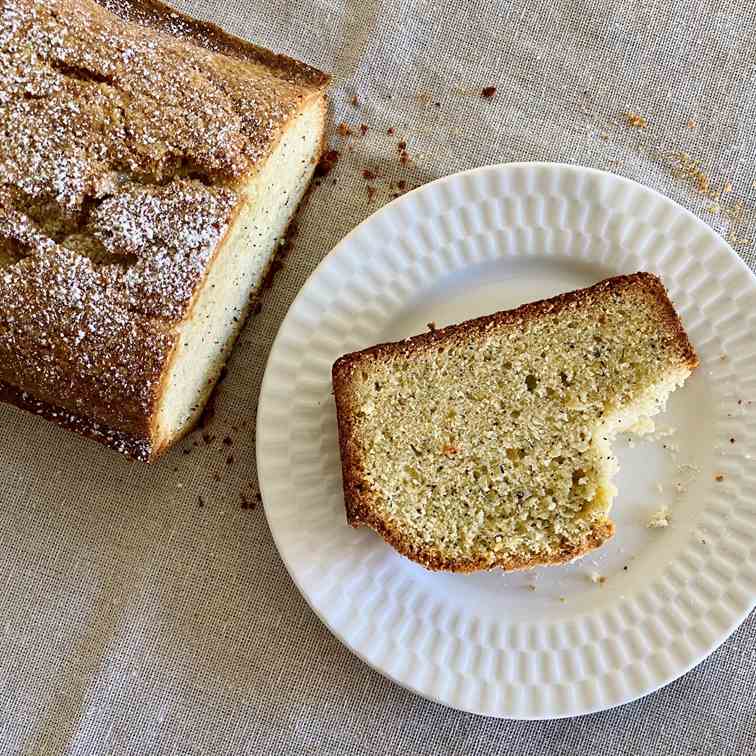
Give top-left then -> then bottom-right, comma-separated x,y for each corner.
0,1 -> 754,754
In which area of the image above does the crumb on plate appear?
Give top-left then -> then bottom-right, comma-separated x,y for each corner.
647,505 -> 671,528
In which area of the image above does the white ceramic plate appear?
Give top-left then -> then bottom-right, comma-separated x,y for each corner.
256,163 -> 756,719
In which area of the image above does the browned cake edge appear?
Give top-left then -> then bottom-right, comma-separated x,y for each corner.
0,381 -> 153,461
332,272 -> 699,572
98,0 -> 330,88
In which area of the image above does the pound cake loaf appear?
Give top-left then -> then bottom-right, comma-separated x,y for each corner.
332,273 -> 698,572
0,0 -> 329,460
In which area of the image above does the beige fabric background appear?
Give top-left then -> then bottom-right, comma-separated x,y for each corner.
1,0 -> 755,753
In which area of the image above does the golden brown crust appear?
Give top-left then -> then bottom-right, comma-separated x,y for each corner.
0,0 -> 328,459
334,273 -> 698,380
98,0 -> 330,88
354,510 -> 614,572
0,380 -> 153,461
332,272 -> 697,571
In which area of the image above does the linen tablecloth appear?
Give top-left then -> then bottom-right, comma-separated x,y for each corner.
0,1 -> 754,753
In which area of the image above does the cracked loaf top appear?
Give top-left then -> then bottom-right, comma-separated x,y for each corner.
0,0 -> 328,452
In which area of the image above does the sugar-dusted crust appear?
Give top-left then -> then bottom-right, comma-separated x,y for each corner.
99,0 -> 330,88
0,0 -> 329,459
332,272 -> 698,572
0,381 -> 153,461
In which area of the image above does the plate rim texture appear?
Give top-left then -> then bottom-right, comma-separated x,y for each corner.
256,161 -> 756,719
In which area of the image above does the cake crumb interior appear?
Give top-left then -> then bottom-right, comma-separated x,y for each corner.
344,284 -> 692,568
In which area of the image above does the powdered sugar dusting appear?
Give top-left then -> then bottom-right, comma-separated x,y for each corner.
93,179 -> 237,318
98,0 -> 329,88
0,244 -> 174,436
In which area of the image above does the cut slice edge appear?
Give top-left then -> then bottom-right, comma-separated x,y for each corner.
152,96 -> 327,455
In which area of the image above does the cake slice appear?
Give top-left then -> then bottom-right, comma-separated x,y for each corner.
0,0 -> 329,460
332,273 -> 698,572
